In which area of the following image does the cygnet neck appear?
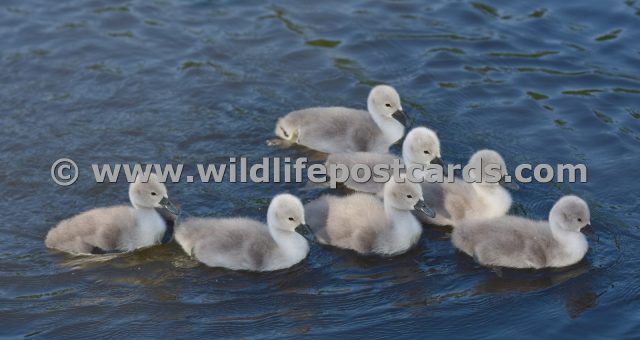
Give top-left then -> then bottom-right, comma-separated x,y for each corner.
266,209 -> 285,241
404,154 -> 439,181
128,191 -> 153,211
548,219 -> 588,267
367,104 -> 404,145
472,182 -> 508,196
267,211 -> 307,253
548,218 -> 579,239
383,198 -> 414,229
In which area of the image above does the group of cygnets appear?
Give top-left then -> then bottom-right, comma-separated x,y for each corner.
46,85 -> 593,272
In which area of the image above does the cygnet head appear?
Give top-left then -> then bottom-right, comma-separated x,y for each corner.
549,195 -> 591,232
128,173 -> 179,214
367,85 -> 409,128
402,127 -> 443,166
267,194 -> 312,236
384,176 -> 435,217
466,149 -> 519,190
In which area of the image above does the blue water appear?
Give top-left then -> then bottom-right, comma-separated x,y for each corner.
1,0 -> 639,338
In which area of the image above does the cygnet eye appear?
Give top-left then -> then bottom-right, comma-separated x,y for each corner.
151,192 -> 157,196
424,150 -> 430,154
577,218 -> 582,222
288,217 -> 294,221
385,103 -> 391,108
406,195 -> 413,199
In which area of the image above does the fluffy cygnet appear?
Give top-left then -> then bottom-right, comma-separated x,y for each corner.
175,194 -> 312,271
305,176 -> 435,256
452,195 -> 592,269
419,149 -> 518,227
325,127 -> 444,194
275,85 -> 410,154
45,174 -> 179,255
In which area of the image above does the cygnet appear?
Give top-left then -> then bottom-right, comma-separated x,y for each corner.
452,195 -> 592,269
325,127 -> 444,194
419,149 -> 518,227
275,85 -> 410,154
305,176 -> 435,256
45,173 -> 179,255
175,194 -> 312,271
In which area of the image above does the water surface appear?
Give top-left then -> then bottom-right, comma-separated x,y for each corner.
1,0 -> 639,338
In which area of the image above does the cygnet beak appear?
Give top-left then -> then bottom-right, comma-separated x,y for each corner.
392,109 -> 410,128
159,197 -> 181,216
430,157 -> 444,167
581,222 -> 595,236
295,223 -> 315,241
499,176 -> 520,191
414,199 -> 436,218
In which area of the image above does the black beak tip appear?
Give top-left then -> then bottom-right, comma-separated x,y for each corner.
414,200 -> 436,218
160,197 -> 181,216
296,223 -> 315,240
499,178 -> 520,191
392,110 -> 410,128
581,224 -> 594,235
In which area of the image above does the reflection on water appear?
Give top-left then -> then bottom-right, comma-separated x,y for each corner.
0,0 -> 639,337
473,262 -> 598,318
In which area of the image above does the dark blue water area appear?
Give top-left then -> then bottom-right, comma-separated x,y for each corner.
0,0 -> 639,338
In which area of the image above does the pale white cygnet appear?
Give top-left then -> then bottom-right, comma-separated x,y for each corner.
452,195 -> 592,269
275,85 -> 410,154
419,149 -> 518,227
305,176 -> 435,256
401,127 -> 444,180
174,194 -> 312,271
45,173 -> 179,255
325,127 -> 444,194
